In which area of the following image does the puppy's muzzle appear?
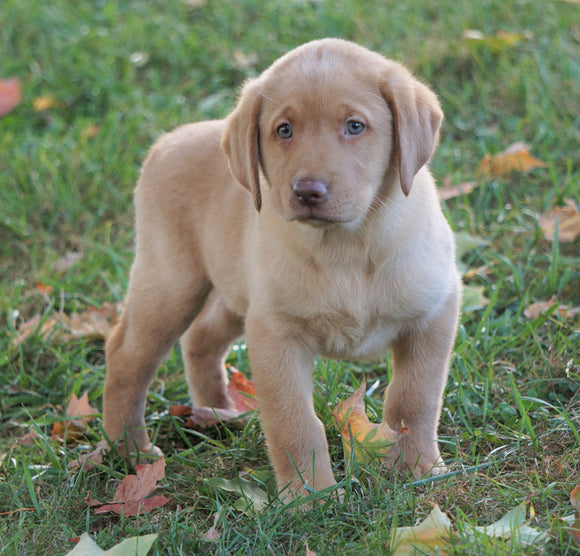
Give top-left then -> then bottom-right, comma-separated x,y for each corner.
292,178 -> 329,208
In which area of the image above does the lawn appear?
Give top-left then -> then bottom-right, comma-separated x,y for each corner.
1,0 -> 579,554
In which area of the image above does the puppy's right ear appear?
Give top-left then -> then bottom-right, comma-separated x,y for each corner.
221,78 -> 263,212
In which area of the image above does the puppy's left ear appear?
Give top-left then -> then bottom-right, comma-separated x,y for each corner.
380,64 -> 443,196
221,78 -> 263,211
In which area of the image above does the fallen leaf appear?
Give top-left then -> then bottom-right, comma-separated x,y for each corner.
65,532 -> 158,556
462,29 -> 531,54
0,77 -> 22,117
438,179 -> 478,200
54,250 -> 84,274
185,406 -> 247,430
390,505 -> 455,555
203,510 -> 223,540
90,458 -> 170,516
226,367 -> 258,412
36,282 -> 54,296
565,486 -> 580,546
62,302 -> 123,340
539,199 -> 580,242
52,392 -> 99,442
462,284 -> 489,313
524,296 -> 580,320
233,49 -> 259,71
477,142 -> 547,180
332,379 -> 402,467
33,95 -> 55,111
68,439 -> 108,469
454,231 -> 489,276
468,498 -> 546,546
11,302 -> 122,350
206,476 -> 269,515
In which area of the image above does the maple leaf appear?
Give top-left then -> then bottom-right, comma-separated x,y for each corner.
51,392 -> 98,442
477,142 -> 547,180
65,532 -> 158,556
226,367 -> 258,412
539,199 -> 580,243
90,457 -> 170,516
332,379 -> 403,467
390,505 -> 455,555
0,77 -> 21,117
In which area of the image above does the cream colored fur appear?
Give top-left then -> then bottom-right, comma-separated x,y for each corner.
103,38 -> 461,499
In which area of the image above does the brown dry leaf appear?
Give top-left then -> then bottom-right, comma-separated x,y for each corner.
90,457 -> 171,516
54,250 -> 84,274
332,379 -> 403,466
62,302 -> 122,340
11,313 -> 61,349
51,392 -> 98,442
0,77 -> 22,117
390,505 -> 455,555
477,142 -> 547,180
524,296 -> 580,320
226,367 -> 258,412
539,199 -> 580,242
185,407 -> 247,430
438,179 -> 478,200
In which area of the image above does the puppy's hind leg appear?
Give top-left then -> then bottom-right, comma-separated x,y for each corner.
180,290 -> 244,409
104,254 -> 211,459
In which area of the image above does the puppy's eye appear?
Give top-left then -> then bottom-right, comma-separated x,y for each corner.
277,123 -> 293,139
346,120 -> 365,135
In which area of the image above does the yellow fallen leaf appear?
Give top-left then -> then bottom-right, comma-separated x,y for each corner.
33,95 -> 55,111
332,379 -> 402,467
477,142 -> 547,179
539,199 -> 580,242
462,29 -> 531,54
390,505 -> 455,555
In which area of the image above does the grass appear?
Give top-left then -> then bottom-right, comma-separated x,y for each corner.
1,0 -> 579,554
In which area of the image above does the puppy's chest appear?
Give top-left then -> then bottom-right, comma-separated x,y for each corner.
313,311 -> 401,360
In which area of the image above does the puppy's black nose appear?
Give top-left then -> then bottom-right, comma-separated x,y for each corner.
293,179 -> 329,207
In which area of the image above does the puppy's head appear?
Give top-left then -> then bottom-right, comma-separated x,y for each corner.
222,39 -> 442,224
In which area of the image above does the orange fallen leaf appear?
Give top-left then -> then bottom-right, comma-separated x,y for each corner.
524,296 -> 580,320
36,282 -> 54,296
226,367 -> 258,412
90,457 -> 171,516
51,392 -> 98,442
0,77 -> 22,117
332,379 -> 403,466
539,199 -> 580,243
477,142 -> 547,180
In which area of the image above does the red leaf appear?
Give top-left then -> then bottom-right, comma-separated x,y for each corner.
51,392 -> 98,441
226,368 -> 258,412
91,458 -> 171,516
0,77 -> 21,117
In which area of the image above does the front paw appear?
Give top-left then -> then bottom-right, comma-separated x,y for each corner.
385,442 -> 446,478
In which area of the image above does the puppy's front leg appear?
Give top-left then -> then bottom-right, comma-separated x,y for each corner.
246,313 -> 336,499
384,285 -> 460,477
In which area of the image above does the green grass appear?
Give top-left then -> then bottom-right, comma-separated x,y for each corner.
1,0 -> 579,554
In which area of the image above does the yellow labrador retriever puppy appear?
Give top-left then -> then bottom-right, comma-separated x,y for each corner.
103,38 -> 461,498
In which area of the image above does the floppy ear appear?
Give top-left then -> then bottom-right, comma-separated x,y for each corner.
380,64 -> 443,196
221,78 -> 263,211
